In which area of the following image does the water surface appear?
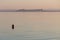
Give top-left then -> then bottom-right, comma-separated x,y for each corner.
0,12 -> 60,40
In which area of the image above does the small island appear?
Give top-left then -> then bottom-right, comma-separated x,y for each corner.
16,9 -> 43,12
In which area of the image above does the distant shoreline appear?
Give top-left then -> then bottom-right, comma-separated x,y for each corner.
0,9 -> 60,12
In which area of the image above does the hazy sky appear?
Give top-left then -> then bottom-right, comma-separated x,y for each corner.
0,0 -> 60,9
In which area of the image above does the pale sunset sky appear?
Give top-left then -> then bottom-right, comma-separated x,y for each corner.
0,0 -> 60,9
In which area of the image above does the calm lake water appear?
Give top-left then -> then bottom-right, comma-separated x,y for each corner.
0,12 -> 60,40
